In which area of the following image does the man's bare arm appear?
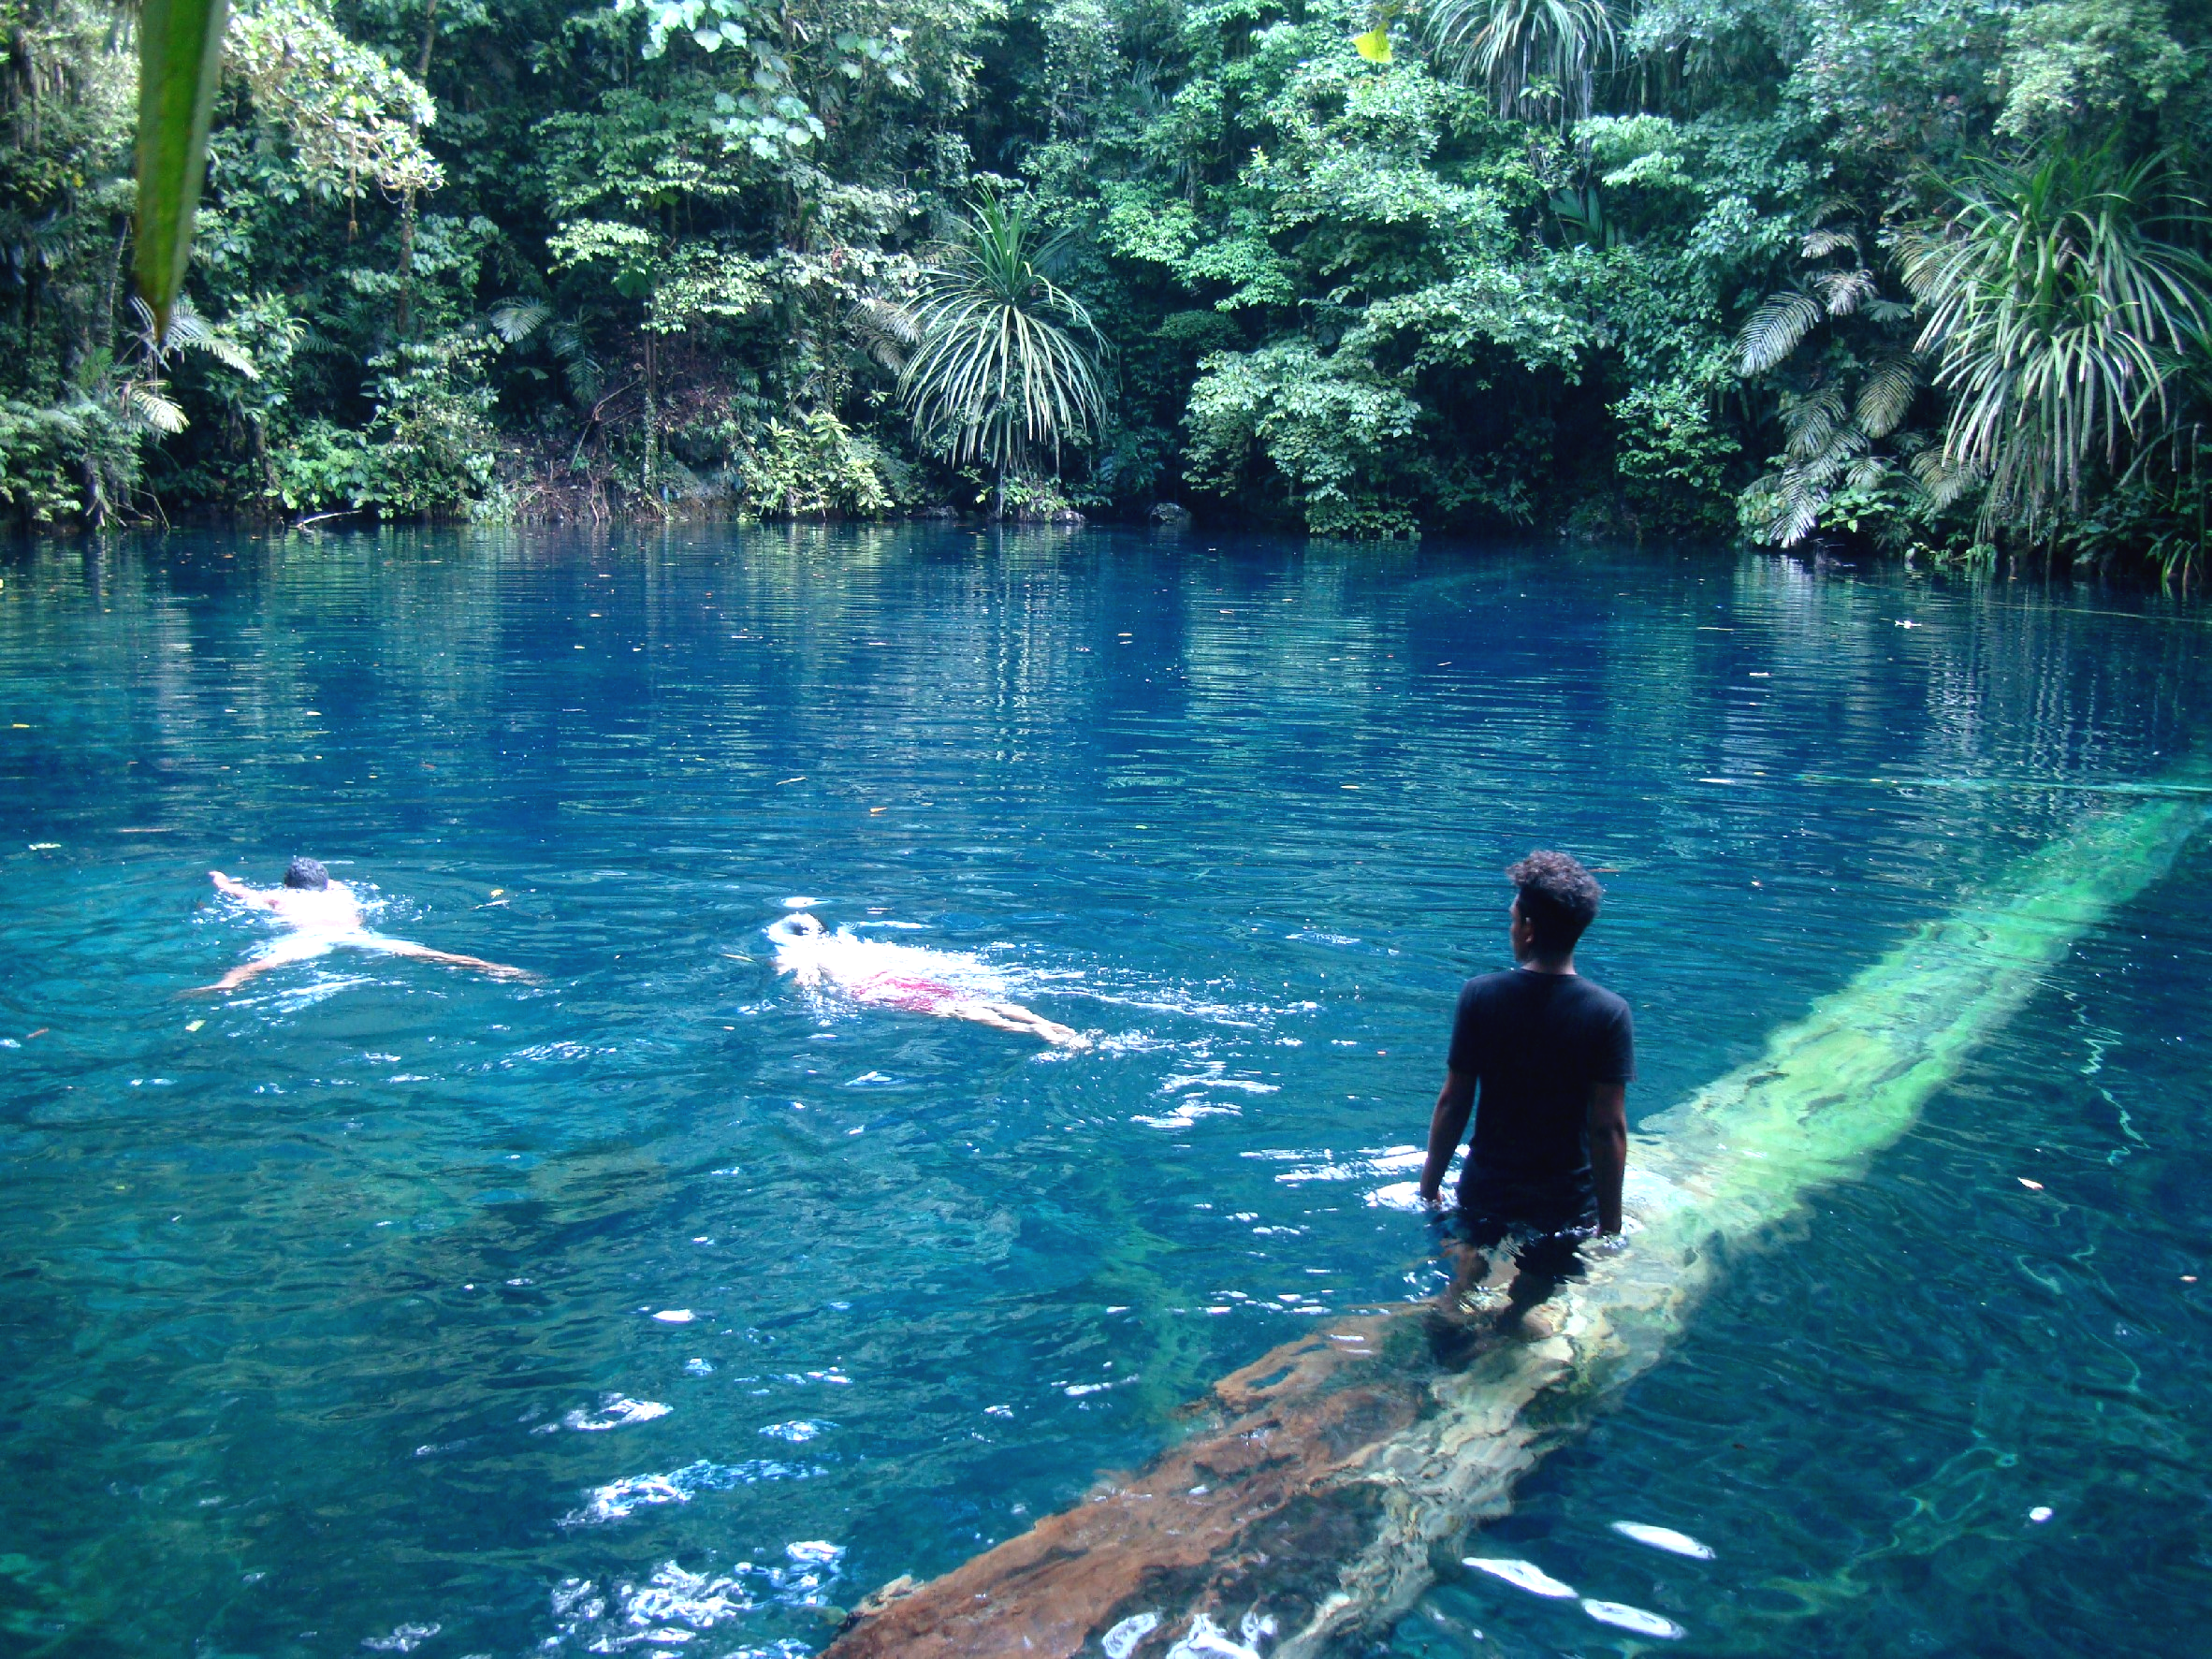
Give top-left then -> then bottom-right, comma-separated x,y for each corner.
1587,1081 -> 1628,1234
1418,1069 -> 1477,1204
210,871 -> 276,909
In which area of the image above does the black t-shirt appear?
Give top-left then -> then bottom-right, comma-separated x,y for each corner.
1447,968 -> 1635,1224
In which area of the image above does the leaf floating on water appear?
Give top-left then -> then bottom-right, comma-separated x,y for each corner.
1464,1557 -> 1576,1598
1610,1521 -> 1716,1559
2030,1506 -> 2054,1522
1582,1598 -> 1685,1638
651,1308 -> 697,1323
2018,1177 -> 2045,1190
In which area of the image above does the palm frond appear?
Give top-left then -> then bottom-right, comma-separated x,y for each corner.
488,298 -> 552,344
126,385 -> 187,434
1855,355 -> 1919,439
1813,267 -> 1876,316
849,295 -> 922,374
1800,228 -> 1860,260
1911,444 -> 1983,511
1738,289 -> 1823,375
1780,383 -> 1848,461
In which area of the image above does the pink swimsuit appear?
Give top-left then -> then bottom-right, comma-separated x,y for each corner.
854,973 -> 964,1014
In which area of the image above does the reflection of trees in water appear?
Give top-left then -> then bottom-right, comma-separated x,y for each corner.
8,531 -> 2207,895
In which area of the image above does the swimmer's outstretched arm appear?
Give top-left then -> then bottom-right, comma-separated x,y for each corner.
210,870 -> 280,909
375,939 -> 537,982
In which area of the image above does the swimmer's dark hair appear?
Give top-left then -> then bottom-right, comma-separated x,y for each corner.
1508,849 -> 1603,954
284,856 -> 330,891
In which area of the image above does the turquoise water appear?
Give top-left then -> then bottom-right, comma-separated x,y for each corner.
1,528 -> 2207,1658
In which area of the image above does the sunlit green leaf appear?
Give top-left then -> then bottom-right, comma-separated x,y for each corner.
133,0 -> 231,337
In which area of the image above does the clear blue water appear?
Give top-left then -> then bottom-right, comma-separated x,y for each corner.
1,527 -> 2207,1658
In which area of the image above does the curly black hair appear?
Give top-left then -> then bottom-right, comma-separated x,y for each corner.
1507,849 -> 1603,954
283,856 -> 331,890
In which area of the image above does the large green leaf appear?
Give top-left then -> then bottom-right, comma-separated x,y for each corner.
134,0 -> 232,338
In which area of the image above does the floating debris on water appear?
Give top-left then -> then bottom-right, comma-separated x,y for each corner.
1464,1558 -> 1577,1598
1610,1521 -> 1717,1559
1582,1598 -> 1685,1638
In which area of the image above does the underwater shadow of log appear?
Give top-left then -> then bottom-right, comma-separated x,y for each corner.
828,782 -> 2207,1659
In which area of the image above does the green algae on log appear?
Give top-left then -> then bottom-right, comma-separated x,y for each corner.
826,784 -> 2208,1659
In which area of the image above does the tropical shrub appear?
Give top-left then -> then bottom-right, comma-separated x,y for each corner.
896,191 -> 1108,512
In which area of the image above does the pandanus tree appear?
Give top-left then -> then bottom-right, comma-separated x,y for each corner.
1422,0 -> 1617,125
1898,144 -> 2212,540
896,192 -> 1106,517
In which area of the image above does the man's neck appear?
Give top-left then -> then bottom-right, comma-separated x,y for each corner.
1517,954 -> 1576,976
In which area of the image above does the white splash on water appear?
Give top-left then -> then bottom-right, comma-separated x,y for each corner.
766,914 -> 1011,1001
360,1623 -> 441,1652
1162,1608 -> 1275,1658
759,1420 -> 831,1443
1102,1610 -> 1160,1658
562,1395 -> 672,1432
560,1459 -> 817,1527
546,1548 -> 844,1652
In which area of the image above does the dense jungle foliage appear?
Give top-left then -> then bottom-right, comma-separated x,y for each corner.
4,0 -> 2209,573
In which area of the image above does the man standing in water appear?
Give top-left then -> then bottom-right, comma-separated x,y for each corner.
193,857 -> 532,992
1418,850 -> 1632,1319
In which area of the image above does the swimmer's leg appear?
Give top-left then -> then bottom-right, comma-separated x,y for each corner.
976,1000 -> 1089,1048
361,937 -> 535,982
183,938 -> 323,996
945,999 -> 1039,1036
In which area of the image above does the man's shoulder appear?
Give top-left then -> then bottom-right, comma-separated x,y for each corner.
1457,968 -> 1521,1004
1564,974 -> 1632,1019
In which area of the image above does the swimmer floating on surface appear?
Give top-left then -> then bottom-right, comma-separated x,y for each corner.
766,912 -> 1086,1047
192,857 -> 533,993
